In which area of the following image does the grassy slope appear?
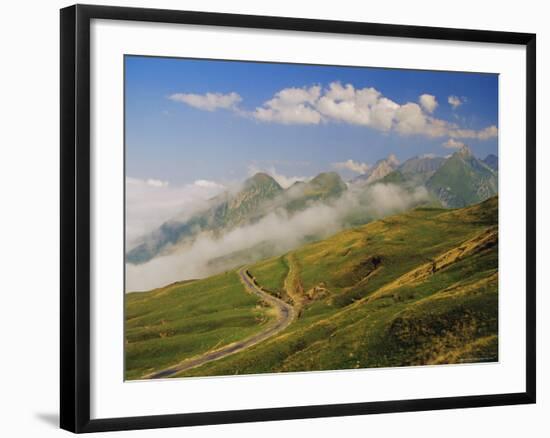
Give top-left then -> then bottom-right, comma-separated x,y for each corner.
426,155 -> 497,207
125,271 -> 276,379
177,197 -> 498,377
248,256 -> 289,299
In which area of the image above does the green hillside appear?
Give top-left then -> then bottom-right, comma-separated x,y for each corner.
283,171 -> 347,212
375,150 -> 496,210
222,172 -> 284,225
426,147 -> 497,208
125,271 -> 276,380
126,197 -> 498,379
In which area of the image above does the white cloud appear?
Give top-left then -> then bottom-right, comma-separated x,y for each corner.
333,159 -> 370,174
419,94 -> 438,113
169,91 -> 242,111
315,83 -> 398,130
170,82 -> 496,141
193,179 -> 225,189
126,177 -> 169,188
325,82 -> 356,101
125,177 -> 226,248
448,95 -> 463,109
448,124 -> 498,140
442,138 -> 466,149
254,82 -> 494,140
369,97 -> 400,131
477,125 -> 499,140
394,102 -> 427,135
252,85 -> 322,124
146,178 -> 169,187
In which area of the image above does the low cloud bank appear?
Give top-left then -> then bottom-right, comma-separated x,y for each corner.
125,183 -> 429,292
125,177 -> 225,248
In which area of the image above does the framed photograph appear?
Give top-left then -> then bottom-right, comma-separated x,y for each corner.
60,4 -> 536,433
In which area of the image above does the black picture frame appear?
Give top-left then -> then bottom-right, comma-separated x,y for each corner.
60,4 -> 536,433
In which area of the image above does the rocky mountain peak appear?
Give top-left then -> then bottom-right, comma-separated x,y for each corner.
455,144 -> 473,159
387,153 -> 399,167
243,172 -> 282,190
361,154 -> 400,184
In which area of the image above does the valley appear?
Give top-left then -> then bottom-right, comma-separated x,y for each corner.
125,196 -> 498,379
126,145 -> 498,293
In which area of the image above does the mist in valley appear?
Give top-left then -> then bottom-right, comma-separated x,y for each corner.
125,180 -> 429,292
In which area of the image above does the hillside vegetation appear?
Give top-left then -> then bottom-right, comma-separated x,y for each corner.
125,271 -> 276,379
126,196 -> 498,379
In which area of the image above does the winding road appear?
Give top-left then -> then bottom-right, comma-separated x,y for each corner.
145,267 -> 295,379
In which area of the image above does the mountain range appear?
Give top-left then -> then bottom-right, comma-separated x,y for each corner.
126,171 -> 348,264
127,146 -> 498,266
425,146 -> 498,208
353,153 -> 400,184
376,146 -> 498,208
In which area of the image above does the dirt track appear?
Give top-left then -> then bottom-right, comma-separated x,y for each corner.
144,267 -> 295,379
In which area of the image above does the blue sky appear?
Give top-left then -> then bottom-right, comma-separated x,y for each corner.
125,56 -> 498,185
